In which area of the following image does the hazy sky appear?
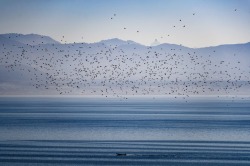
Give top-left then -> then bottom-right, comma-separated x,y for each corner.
0,0 -> 250,47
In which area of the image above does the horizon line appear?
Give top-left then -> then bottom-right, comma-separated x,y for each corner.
1,33 -> 250,49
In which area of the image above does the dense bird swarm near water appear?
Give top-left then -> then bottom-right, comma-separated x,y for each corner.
0,11 -> 250,100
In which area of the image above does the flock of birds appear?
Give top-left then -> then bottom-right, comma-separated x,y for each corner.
0,9 -> 249,100
110,12 -> 191,38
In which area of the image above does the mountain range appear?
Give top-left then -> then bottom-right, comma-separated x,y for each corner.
0,33 -> 60,46
0,33 -> 249,96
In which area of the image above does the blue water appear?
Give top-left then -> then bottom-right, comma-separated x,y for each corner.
1,96 -> 250,165
0,96 -> 250,141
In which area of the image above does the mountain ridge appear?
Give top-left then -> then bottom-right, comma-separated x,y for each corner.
0,33 -> 60,46
1,33 -> 249,49
0,33 -> 249,96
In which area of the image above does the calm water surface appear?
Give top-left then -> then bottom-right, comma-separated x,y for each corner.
0,96 -> 250,141
1,96 -> 250,165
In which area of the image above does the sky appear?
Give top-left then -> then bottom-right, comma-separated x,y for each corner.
0,0 -> 250,48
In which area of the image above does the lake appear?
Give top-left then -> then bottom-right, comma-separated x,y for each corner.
0,96 -> 250,165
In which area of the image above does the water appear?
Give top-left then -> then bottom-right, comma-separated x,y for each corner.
1,96 -> 250,165
1,96 -> 250,141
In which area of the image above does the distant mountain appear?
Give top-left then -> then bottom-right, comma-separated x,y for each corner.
0,33 -> 249,96
100,38 -> 140,48
0,33 -> 60,45
0,35 -> 26,46
151,39 -> 160,46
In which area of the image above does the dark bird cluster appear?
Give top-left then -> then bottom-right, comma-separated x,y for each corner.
0,10 -> 249,101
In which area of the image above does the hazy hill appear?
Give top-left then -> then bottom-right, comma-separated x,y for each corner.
0,33 -> 60,46
100,38 -> 140,48
0,33 -> 249,96
0,35 -> 25,46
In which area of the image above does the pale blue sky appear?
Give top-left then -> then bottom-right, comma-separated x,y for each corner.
0,0 -> 250,47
